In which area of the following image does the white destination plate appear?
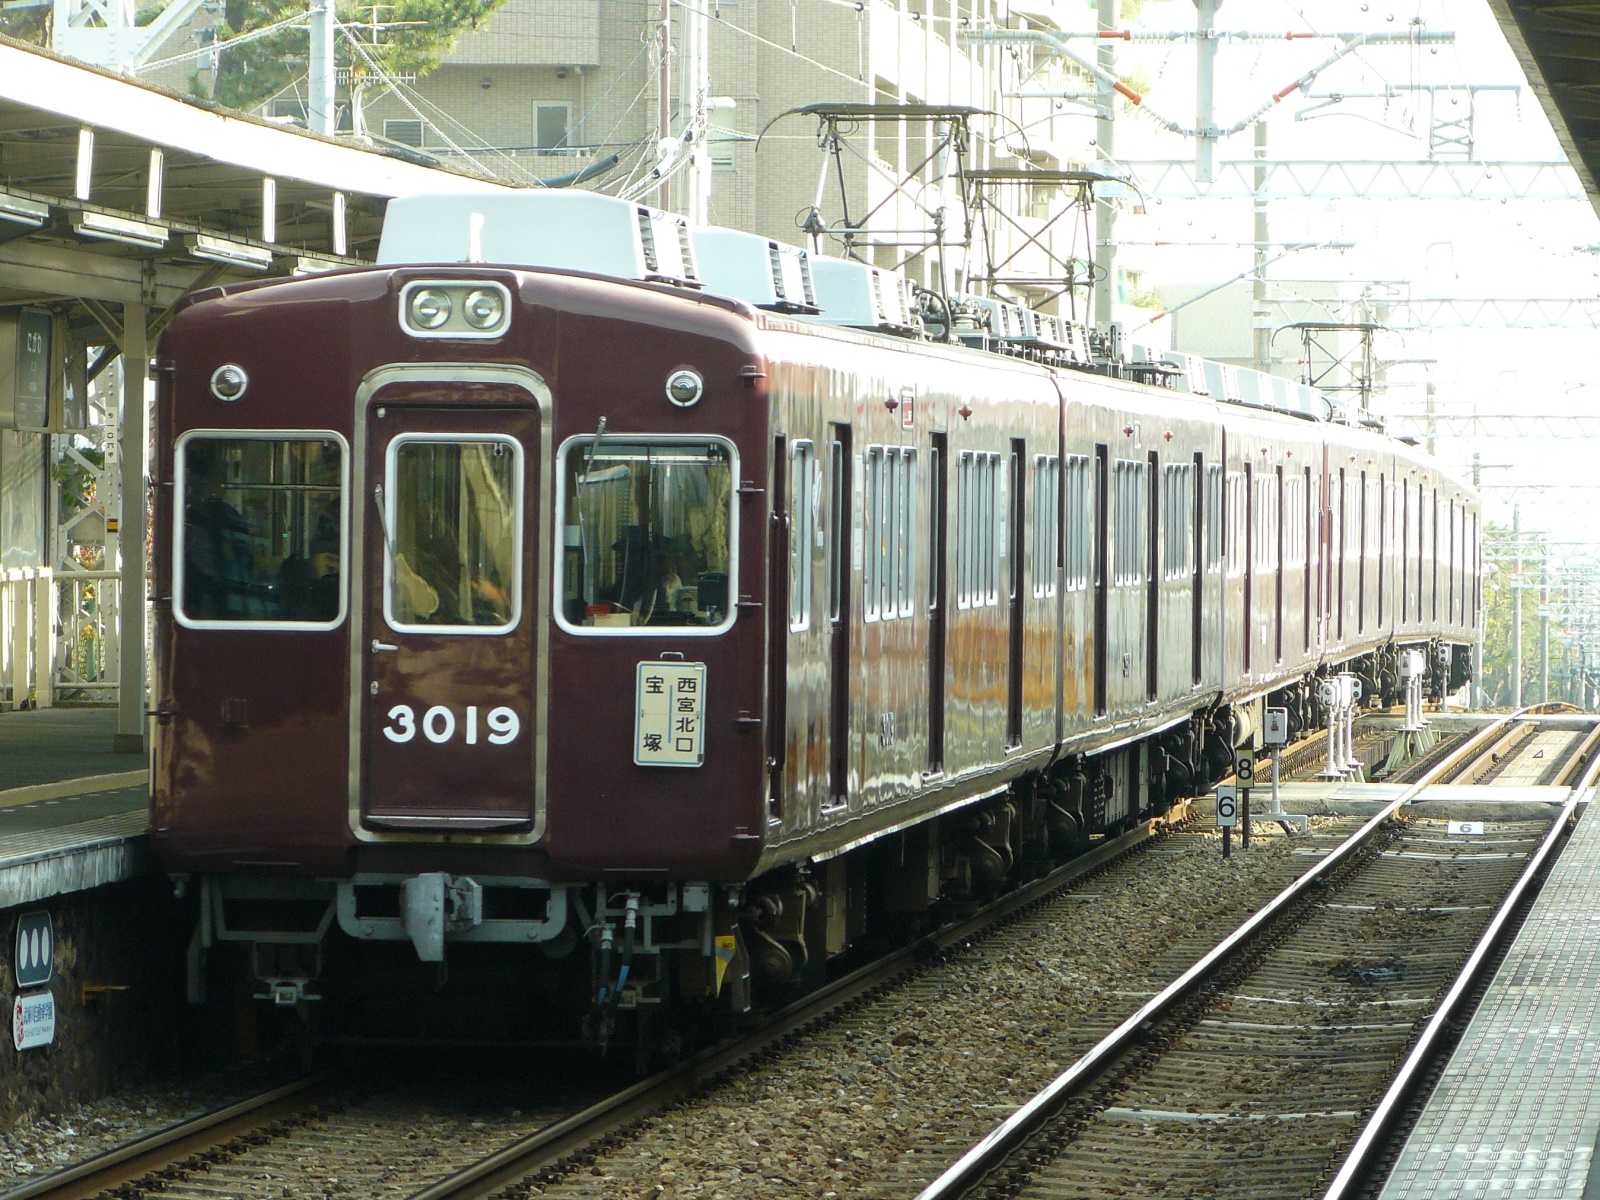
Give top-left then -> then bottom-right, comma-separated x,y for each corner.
635,661 -> 706,767
12,990 -> 55,1051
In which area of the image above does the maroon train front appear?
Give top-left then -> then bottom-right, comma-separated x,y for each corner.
150,191 -> 1479,1052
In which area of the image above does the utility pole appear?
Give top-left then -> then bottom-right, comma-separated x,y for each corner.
1425,383 -> 1437,457
658,0 -> 672,212
1093,0 -> 1119,329
1540,575 -> 1550,704
1252,118 -> 1269,369
309,0 -> 336,136
681,0 -> 709,223
1473,452 -> 1485,706
1512,504 -> 1523,709
1194,0 -> 1221,184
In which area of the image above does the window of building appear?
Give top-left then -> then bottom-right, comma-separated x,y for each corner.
383,119 -> 425,148
557,437 -> 734,632
535,103 -> 571,152
176,433 -> 346,629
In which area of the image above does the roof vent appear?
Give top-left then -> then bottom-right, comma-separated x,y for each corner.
691,226 -> 819,313
806,257 -> 917,335
377,190 -> 702,288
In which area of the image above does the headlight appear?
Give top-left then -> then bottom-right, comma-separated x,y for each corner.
409,288 -> 452,329
398,280 -> 511,338
463,288 -> 505,330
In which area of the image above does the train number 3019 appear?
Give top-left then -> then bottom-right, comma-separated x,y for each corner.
382,704 -> 521,745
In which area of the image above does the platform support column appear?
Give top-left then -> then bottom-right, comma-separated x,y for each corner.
113,301 -> 147,755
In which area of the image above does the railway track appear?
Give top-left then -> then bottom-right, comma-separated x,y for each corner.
913,712 -> 1599,1200
18,716 -> 1582,1200
1,811 -> 1193,1200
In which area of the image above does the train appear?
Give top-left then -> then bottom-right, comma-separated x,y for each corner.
149,190 -> 1480,1054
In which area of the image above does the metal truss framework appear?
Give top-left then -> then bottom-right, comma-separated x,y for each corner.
1389,413 -> 1600,439
1264,296 -> 1600,330
1121,158 -> 1585,201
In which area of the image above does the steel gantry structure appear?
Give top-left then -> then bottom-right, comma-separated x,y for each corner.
0,38 -> 509,751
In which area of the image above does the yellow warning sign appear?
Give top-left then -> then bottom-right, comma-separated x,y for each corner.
713,935 -> 738,995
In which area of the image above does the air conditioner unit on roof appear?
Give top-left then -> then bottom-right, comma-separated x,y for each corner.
807,257 -> 917,334
692,227 -> 819,313
377,190 -> 700,288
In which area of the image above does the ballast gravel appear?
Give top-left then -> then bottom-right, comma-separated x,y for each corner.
521,820 -> 1349,1199
0,818 -> 1345,1197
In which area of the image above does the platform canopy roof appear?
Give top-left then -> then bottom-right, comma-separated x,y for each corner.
1489,1 -> 1600,218
0,35 -> 512,311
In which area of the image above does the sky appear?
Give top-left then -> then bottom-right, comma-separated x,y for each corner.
1078,0 -> 1600,556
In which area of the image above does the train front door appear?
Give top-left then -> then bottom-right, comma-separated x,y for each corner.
357,383 -> 543,832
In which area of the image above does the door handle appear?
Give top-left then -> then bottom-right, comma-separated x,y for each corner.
371,639 -> 399,653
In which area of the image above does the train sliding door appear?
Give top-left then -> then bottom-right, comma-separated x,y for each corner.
827,425 -> 853,803
928,432 -> 947,772
1093,444 -> 1109,717
1008,440 -> 1025,746
357,387 -> 541,832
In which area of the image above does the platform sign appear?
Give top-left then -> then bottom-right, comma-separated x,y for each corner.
12,991 -> 55,1051
2,308 -> 51,431
634,661 -> 706,767
1216,785 -> 1238,828
1234,751 -> 1255,786
1448,821 -> 1486,836
13,912 -> 52,989
1265,708 -> 1289,747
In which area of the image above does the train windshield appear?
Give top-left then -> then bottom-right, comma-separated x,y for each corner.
560,438 -> 734,631
384,435 -> 522,633
177,434 -> 346,627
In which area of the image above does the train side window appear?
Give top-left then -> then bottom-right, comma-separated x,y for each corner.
1204,464 -> 1223,573
1063,455 -> 1090,590
864,446 -> 883,622
386,435 -> 521,633
1163,463 -> 1193,580
828,439 -> 847,622
1112,459 -> 1148,586
1225,470 -> 1245,578
957,451 -> 1002,609
896,449 -> 918,618
864,445 -> 917,622
556,436 -> 734,633
957,452 -> 972,610
789,441 -> 815,632
175,432 -> 347,629
1033,455 -> 1060,598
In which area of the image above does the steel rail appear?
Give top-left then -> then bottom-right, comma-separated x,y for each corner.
0,1074 -> 333,1200
1554,720 -> 1600,787
910,710 -> 1523,1200
1319,729 -> 1600,1200
403,806 -> 1186,1200
1450,718 -> 1537,785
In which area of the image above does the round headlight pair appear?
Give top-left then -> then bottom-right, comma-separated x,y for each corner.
406,286 -> 505,332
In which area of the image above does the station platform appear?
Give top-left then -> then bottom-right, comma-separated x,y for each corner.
1378,790 -> 1600,1200
0,708 -> 151,907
